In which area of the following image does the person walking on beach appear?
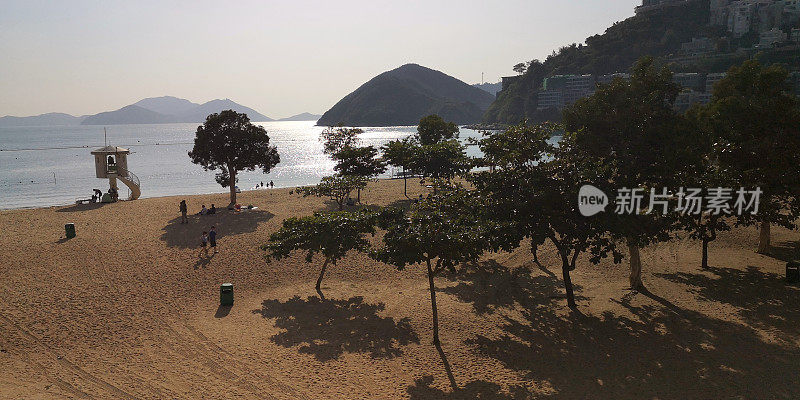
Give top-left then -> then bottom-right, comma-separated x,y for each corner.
209,226 -> 218,254
179,200 -> 188,223
269,180 -> 274,188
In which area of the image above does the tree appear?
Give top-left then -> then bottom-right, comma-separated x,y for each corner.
411,140 -> 471,194
188,110 -> 280,206
372,186 -> 498,346
702,60 -> 800,253
298,175 -> 368,211
381,137 -> 418,199
471,121 -> 620,307
333,145 -> 386,203
263,210 -> 378,298
416,115 -> 459,146
513,62 -> 527,75
321,125 -> 362,156
675,106 -> 734,269
320,125 -> 384,203
562,57 -> 697,291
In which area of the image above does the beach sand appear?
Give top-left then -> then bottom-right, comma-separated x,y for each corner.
0,179 -> 798,399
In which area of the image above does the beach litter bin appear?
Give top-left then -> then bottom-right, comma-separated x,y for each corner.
220,283 -> 234,306
787,261 -> 800,284
65,223 -> 76,239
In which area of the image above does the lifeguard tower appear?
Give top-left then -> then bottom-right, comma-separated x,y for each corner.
90,145 -> 141,201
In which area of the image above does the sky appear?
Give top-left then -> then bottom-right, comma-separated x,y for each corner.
0,0 -> 638,119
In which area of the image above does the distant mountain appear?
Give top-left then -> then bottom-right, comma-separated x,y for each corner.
134,96 -> 199,116
0,112 -> 84,127
278,112 -> 321,121
174,99 -> 272,123
81,105 -> 175,125
473,82 -> 502,96
317,64 -> 496,126
1,97 -> 272,127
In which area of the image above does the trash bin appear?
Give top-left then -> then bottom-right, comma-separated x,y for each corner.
220,283 -> 234,306
787,261 -> 800,284
65,223 -> 76,239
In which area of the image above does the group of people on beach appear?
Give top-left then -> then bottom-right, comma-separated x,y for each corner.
89,187 -> 118,203
198,204 -> 216,215
179,199 -> 219,254
200,226 -> 218,254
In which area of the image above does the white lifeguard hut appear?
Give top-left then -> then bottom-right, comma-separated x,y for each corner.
90,145 -> 141,201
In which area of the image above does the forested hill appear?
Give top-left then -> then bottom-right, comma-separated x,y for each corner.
484,0 -> 714,124
318,64 -> 495,126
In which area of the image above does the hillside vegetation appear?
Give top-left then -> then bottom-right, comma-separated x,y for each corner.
318,64 -> 495,127
485,0 -> 721,124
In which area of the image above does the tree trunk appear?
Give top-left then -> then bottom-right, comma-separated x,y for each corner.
357,187 -> 361,204
627,238 -> 643,291
228,169 -> 237,207
403,168 -> 410,200
532,245 -> 539,264
426,259 -> 441,346
757,220 -> 771,254
316,258 -> 330,298
561,261 -> 576,308
701,239 -> 709,269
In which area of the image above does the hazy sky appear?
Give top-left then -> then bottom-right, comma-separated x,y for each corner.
0,0 -> 638,119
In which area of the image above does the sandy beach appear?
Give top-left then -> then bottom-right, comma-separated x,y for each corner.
1,178 -> 798,399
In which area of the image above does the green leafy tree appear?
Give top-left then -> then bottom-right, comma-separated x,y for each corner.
263,210 -> 378,298
471,122 -> 620,307
563,57 -> 698,291
372,186 -> 498,346
703,60 -> 800,253
320,125 -> 385,203
675,107 -> 734,269
298,175 -> 368,211
411,140 -> 470,194
321,125 -> 362,156
381,137 -> 418,199
188,110 -> 280,206
513,63 -> 527,75
416,115 -> 459,146
333,145 -> 386,203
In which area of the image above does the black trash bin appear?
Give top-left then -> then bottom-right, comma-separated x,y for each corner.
65,223 -> 76,239
220,283 -> 234,306
787,261 -> 800,284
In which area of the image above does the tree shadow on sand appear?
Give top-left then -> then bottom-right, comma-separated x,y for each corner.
406,375 -> 532,400
656,265 -> 800,340
440,260 -> 587,315
766,240 -> 800,263
466,292 -> 800,399
251,295 -> 419,361
159,209 -> 273,248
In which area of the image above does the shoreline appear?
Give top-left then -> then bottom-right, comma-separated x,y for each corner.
0,184 -> 305,212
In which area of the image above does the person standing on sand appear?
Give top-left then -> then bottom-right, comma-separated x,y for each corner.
179,200 -> 188,224
269,180 -> 274,188
209,226 -> 218,253
200,231 -> 208,255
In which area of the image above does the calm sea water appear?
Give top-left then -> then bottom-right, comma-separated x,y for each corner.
0,121 -> 486,210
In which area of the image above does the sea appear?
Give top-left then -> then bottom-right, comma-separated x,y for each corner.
0,121 -> 489,210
